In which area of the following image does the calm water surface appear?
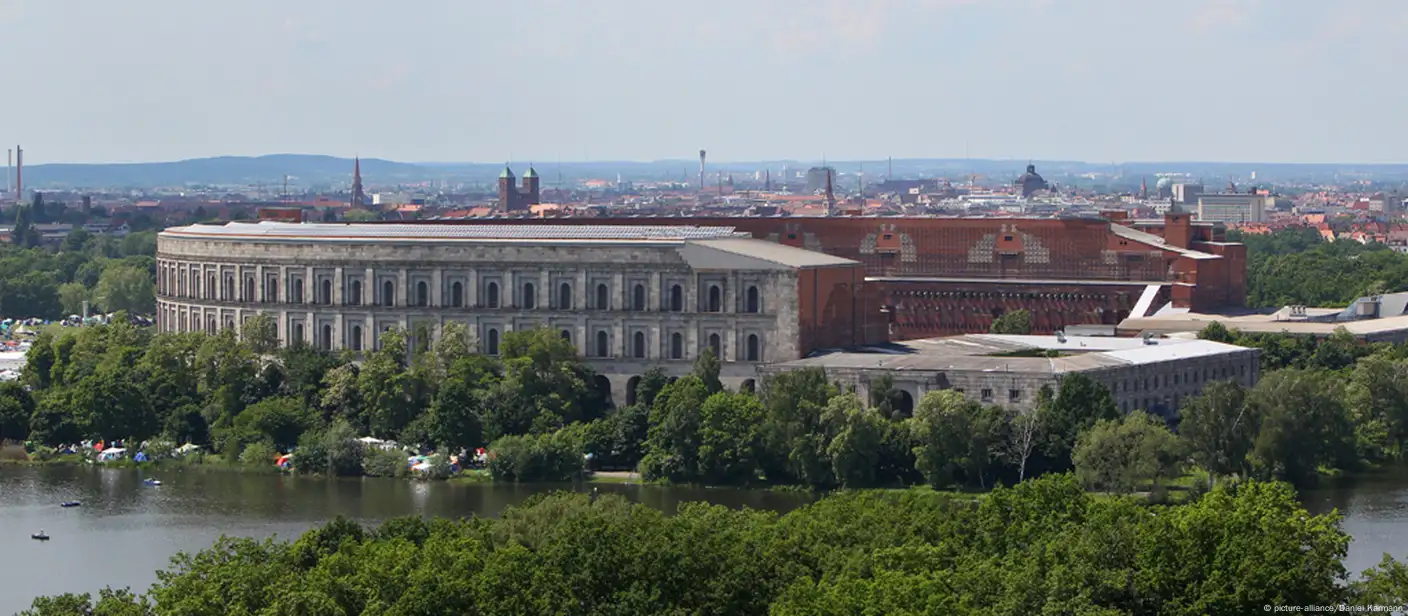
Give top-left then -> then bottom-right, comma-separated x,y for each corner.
3,465 -> 1407,614
0,466 -> 815,615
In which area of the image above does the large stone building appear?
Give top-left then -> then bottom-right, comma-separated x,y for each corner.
155,222 -> 885,404
762,333 -> 1260,418
452,211 -> 1248,339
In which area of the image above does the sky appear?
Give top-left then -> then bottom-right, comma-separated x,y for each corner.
2,0 -> 1406,165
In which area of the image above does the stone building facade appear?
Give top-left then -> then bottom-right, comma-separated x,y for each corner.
155,222 -> 880,405
761,333 -> 1260,418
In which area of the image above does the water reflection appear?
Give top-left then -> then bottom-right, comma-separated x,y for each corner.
0,466 -> 817,614
1301,468 -> 1408,576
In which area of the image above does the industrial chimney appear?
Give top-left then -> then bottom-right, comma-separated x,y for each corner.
698,149 -> 706,193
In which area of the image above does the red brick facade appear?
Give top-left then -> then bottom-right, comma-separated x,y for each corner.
427,216 -> 1247,341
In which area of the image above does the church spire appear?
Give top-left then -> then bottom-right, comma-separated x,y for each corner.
351,156 -> 366,208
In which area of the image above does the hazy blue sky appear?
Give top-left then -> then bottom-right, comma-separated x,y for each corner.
2,0 -> 1404,164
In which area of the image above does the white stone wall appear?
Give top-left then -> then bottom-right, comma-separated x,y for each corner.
156,235 -> 799,407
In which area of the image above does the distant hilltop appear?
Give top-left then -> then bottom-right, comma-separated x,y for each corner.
10,153 -> 1408,189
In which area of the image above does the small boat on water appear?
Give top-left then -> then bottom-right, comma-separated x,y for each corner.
60,501 -> 81,508
31,531 -> 49,541
143,479 -> 161,486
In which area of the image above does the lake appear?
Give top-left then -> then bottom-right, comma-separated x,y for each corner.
1,465 -> 1405,614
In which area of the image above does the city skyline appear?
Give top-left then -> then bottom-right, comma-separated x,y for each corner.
2,0 -> 1405,165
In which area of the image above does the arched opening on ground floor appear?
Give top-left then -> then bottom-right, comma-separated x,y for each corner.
740,379 -> 756,394
593,374 -> 613,407
896,390 -> 915,416
626,376 -> 641,407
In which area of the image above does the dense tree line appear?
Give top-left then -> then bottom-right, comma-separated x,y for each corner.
0,221 -> 158,319
13,314 -> 1408,493
23,475 -> 1408,615
1232,226 -> 1408,308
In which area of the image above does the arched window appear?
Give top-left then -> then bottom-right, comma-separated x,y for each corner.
746,334 -> 760,361
745,286 -> 760,313
670,284 -> 683,312
560,329 -> 572,343
351,326 -> 363,351
292,322 -> 303,342
486,282 -> 500,308
670,333 -> 683,359
633,331 -> 646,358
243,278 -> 254,302
292,279 -> 303,304
523,283 -> 536,309
321,324 -> 332,350
207,275 -> 216,299
223,276 -> 234,301
708,333 -> 721,358
207,317 -> 216,334
596,283 -> 609,310
741,379 -> 756,393
708,285 -> 721,312
350,280 -> 362,305
596,330 -> 609,357
559,283 -> 572,309
322,280 -> 333,305
267,279 -> 277,303
450,282 -> 463,308
486,329 -> 500,355
416,281 -> 429,307
632,284 -> 646,311
382,280 -> 395,306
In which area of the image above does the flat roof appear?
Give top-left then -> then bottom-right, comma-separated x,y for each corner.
162,221 -> 746,243
688,238 -> 859,269
769,333 -> 1253,376
1121,312 -> 1408,337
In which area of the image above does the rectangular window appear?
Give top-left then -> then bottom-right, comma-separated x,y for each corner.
1008,389 -> 1021,403
980,388 -> 993,403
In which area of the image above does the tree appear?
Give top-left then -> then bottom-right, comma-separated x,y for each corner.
0,381 -> 35,442
1197,321 -> 1234,343
640,376 -> 709,482
233,396 -> 311,452
695,391 -> 764,485
908,390 -> 1007,489
57,281 -> 93,317
1345,354 -> 1408,462
1038,373 -> 1118,472
95,263 -> 155,314
242,313 -> 279,354
694,346 -> 723,395
1073,411 -> 1184,494
757,369 -> 839,486
0,271 -> 61,319
11,204 -> 39,247
989,309 -> 1032,335
823,393 -> 887,488
1005,404 -> 1044,482
1178,380 -> 1252,485
358,328 -> 414,439
1245,368 -> 1355,486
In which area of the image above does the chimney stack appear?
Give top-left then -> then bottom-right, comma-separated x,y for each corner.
14,145 -> 21,206
698,149 -> 707,193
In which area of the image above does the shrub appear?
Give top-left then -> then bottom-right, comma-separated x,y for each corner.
487,432 -> 583,482
364,448 -> 409,478
239,442 -> 278,467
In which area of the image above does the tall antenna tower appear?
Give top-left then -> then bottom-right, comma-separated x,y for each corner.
698,149 -> 707,193
14,145 -> 21,206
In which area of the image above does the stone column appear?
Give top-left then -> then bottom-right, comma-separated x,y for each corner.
398,267 -> 408,307
505,271 -> 515,308
574,269 -> 587,310
364,267 -> 375,305
306,310 -> 315,345
306,266 -> 315,304
279,266 -> 289,303
612,271 -> 624,311
334,267 -> 344,305
256,265 -> 265,302
432,267 -> 444,307
651,271 -> 664,311
334,313 -> 344,350
467,269 -> 479,307
539,270 -> 550,310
